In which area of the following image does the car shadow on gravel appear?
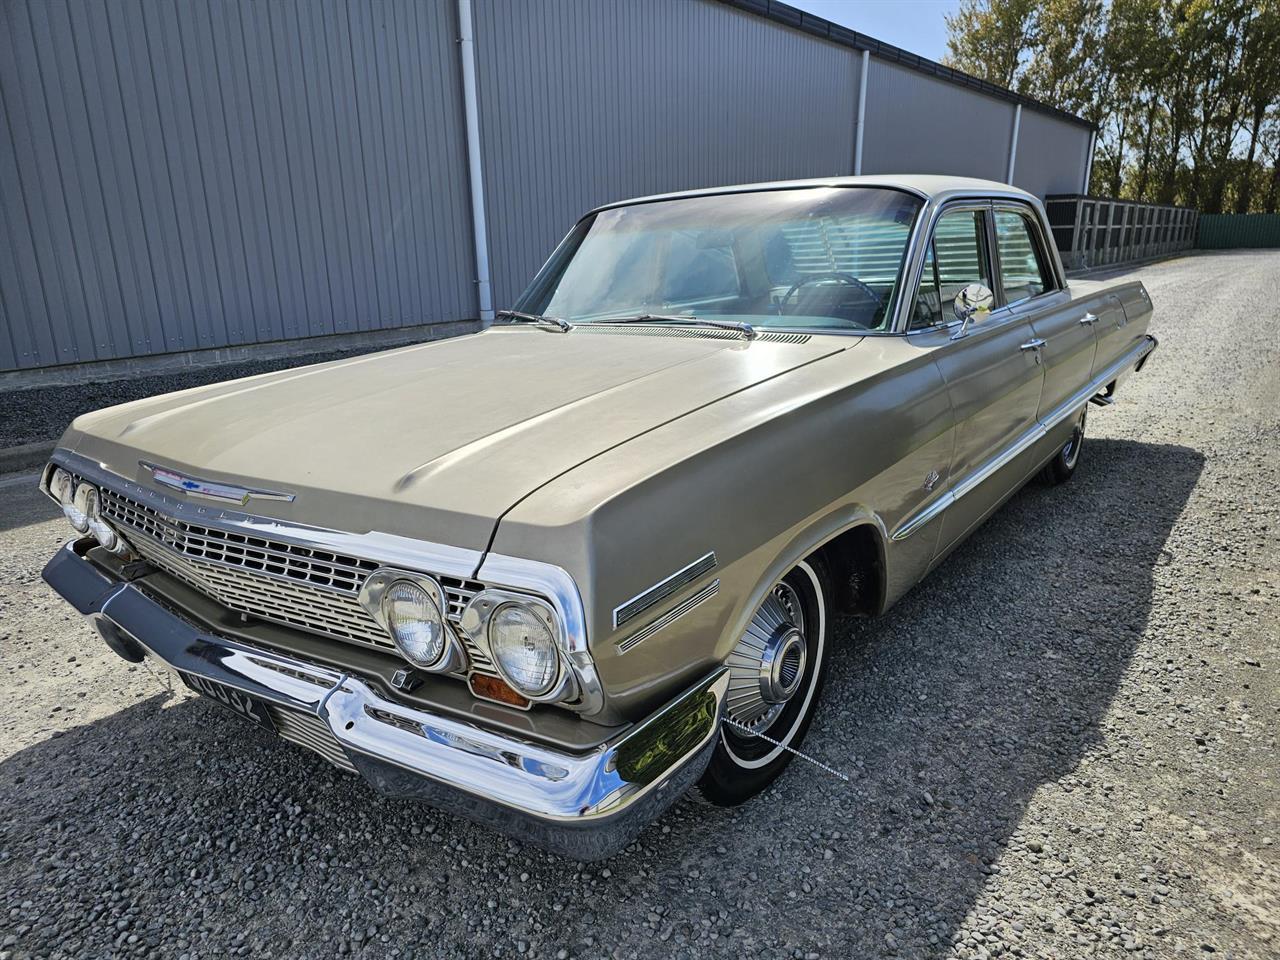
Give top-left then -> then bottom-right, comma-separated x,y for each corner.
0,438 -> 1204,959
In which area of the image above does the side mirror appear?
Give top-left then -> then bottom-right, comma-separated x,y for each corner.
951,283 -> 994,340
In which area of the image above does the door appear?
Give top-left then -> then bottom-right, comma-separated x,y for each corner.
1090,292 -> 1135,380
909,204 -> 1045,556
991,205 -> 1096,421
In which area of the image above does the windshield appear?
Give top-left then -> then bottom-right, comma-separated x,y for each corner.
515,187 -> 923,333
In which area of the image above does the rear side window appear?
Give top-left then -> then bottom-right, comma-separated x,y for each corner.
994,209 -> 1054,304
912,209 -> 992,329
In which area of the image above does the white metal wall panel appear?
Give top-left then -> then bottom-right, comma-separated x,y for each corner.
0,0 -> 475,372
860,59 -> 1014,182
1012,109 -> 1091,197
473,0 -> 861,307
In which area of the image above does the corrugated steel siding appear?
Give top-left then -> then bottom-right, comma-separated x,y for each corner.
860,60 -> 1013,181
0,0 -> 474,372
2,0 -> 1096,374
1012,109 -> 1090,198
473,0 -> 861,307
1196,214 -> 1280,249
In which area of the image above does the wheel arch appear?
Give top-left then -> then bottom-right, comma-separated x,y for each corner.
716,506 -> 890,663
815,521 -> 886,617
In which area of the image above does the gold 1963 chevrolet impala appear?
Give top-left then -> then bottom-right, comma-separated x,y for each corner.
40,175 -> 1156,858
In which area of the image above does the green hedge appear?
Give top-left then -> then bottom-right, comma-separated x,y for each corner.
1196,214 -> 1280,249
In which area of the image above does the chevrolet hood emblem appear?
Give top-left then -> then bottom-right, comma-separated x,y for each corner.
141,462 -> 296,505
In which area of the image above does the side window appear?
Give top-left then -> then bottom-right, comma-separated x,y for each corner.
912,242 -> 941,329
994,209 -> 1053,305
912,208 -> 991,329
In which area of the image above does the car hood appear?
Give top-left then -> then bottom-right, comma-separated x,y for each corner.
62,327 -> 850,554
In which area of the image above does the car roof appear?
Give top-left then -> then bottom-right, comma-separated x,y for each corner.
589,174 -> 1039,214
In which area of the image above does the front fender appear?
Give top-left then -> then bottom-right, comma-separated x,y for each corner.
488,341 -> 953,722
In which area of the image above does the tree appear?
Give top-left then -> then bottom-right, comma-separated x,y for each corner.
1234,0 -> 1280,212
1021,0 -> 1108,119
943,0 -> 1039,87
944,0 -> 1280,211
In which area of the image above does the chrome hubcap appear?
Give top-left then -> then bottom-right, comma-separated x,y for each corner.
761,628 -> 807,703
725,581 -> 808,731
1062,414 -> 1084,468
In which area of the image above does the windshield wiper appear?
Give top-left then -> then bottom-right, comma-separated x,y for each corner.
496,309 -> 573,332
590,314 -> 757,341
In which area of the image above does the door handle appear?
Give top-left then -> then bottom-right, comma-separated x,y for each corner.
1019,338 -> 1046,351
1079,312 -> 1098,325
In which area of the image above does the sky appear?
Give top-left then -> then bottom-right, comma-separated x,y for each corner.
788,0 -> 961,62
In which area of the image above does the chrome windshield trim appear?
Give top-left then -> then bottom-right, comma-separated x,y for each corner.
891,335 -> 1158,541
585,180 -> 931,217
529,185 -> 926,339
892,197 -> 941,333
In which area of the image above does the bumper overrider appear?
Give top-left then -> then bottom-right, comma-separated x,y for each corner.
42,540 -> 728,860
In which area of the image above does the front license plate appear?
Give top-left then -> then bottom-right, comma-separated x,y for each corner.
179,671 -> 277,733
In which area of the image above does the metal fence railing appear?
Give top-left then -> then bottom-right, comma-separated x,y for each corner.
1044,195 -> 1198,271
1196,213 -> 1280,249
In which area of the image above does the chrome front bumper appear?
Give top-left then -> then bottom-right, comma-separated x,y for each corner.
42,540 -> 728,860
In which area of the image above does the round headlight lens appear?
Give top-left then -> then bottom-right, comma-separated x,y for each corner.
75,485 -> 120,552
488,602 -> 559,698
63,479 -> 91,533
49,468 -> 73,503
382,580 -> 446,668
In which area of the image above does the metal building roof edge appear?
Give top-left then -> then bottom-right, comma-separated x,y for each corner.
715,0 -> 1097,132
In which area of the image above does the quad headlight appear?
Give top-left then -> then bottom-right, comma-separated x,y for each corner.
360,572 -> 466,674
46,467 -> 130,556
381,579 -> 448,668
74,482 -> 130,555
75,485 -> 108,549
487,600 -> 562,698
362,568 -> 584,707
49,468 -> 88,532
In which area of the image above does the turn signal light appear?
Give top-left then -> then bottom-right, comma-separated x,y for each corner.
469,673 -> 530,709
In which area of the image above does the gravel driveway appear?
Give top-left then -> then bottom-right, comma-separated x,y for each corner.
1,251 -> 1276,959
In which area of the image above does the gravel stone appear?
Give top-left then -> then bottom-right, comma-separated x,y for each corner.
1,251 -> 1277,958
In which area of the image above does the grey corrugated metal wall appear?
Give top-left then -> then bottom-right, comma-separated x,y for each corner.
473,0 -> 861,308
1012,108 -> 1092,198
0,0 -> 1093,375
0,0 -> 474,373
861,60 -> 1014,180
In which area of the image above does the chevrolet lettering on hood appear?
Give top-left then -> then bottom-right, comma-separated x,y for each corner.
142,462 -> 296,505
37,175 -> 1158,859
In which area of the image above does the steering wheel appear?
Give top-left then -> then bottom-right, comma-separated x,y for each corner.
780,273 -> 882,320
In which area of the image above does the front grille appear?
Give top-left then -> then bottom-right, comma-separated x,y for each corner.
269,707 -> 357,773
93,484 -> 497,676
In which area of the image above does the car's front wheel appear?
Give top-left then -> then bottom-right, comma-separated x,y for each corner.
697,557 -> 832,806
